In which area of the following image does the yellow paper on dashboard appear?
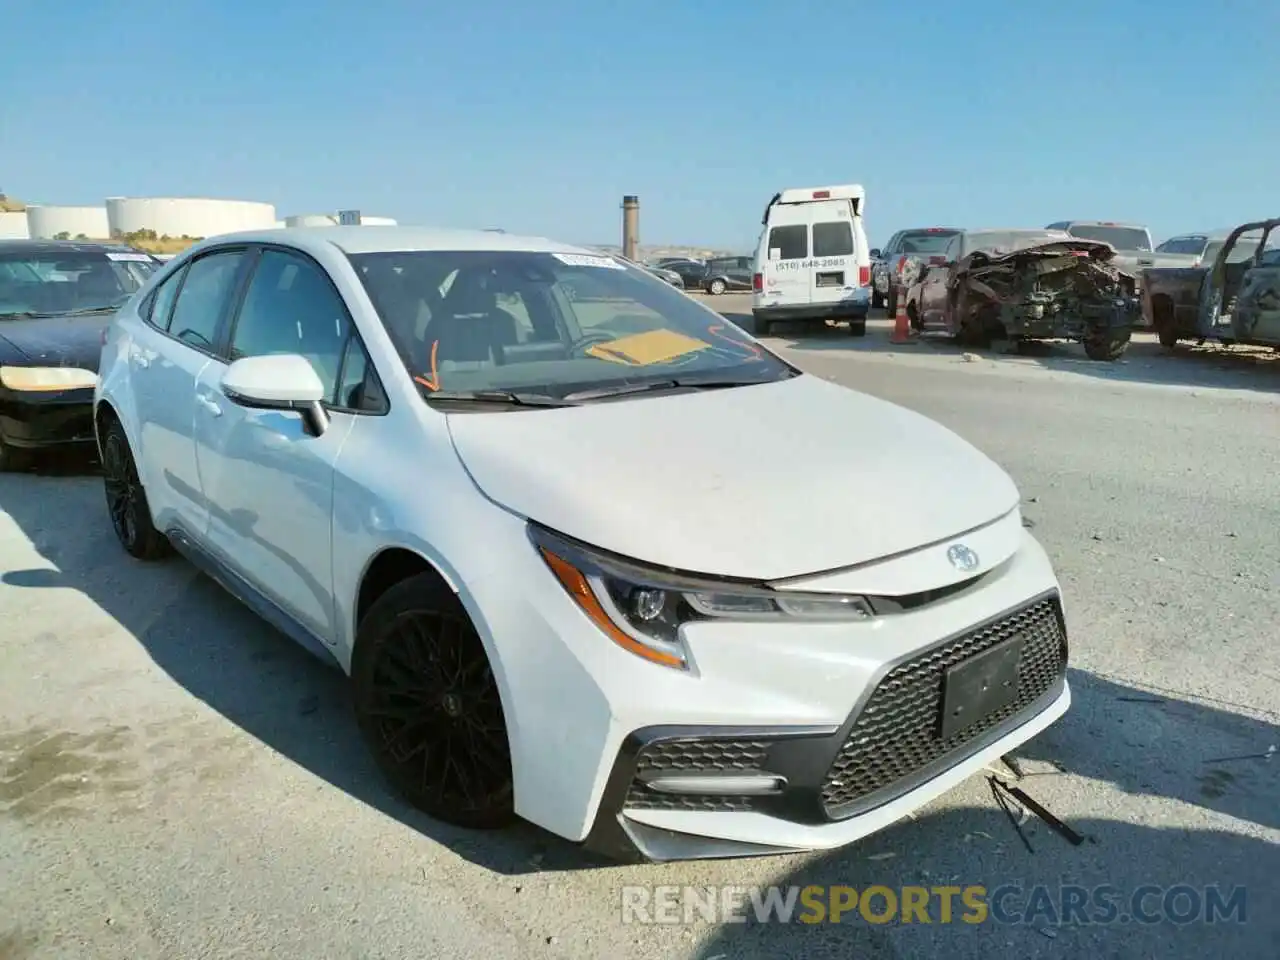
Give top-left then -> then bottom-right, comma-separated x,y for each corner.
586,328 -> 712,366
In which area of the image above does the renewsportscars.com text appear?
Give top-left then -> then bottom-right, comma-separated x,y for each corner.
620,883 -> 1247,927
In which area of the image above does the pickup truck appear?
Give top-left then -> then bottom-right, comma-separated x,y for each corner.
1142,218 -> 1280,348
1044,221 -> 1204,319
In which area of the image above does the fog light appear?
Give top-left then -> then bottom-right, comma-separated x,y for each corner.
631,588 -> 666,621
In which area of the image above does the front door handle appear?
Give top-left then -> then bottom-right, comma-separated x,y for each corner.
197,395 -> 222,418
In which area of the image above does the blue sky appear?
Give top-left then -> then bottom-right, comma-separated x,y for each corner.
2,1 -> 1274,250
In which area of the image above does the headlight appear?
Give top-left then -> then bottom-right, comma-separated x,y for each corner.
529,525 -> 872,671
0,366 -> 98,391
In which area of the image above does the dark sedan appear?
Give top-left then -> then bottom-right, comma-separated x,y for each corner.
0,240 -> 161,470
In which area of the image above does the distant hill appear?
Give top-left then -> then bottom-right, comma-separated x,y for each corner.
0,194 -> 25,213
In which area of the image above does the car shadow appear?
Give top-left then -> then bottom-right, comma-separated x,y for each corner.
688,667 -> 1278,957
0,466 -> 603,877
688,812 -> 1277,958
2,477 -> 1277,901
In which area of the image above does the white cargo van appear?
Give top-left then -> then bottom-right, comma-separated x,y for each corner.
751,184 -> 872,336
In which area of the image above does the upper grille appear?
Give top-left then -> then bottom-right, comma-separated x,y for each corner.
625,738 -> 769,812
819,595 -> 1067,815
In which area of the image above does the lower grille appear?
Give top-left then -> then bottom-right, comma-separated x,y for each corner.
819,595 -> 1067,816
624,738 -> 768,812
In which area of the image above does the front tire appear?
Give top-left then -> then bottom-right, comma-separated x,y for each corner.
352,573 -> 515,829
708,278 -> 726,295
101,419 -> 171,560
872,288 -> 885,309
1083,327 -> 1132,361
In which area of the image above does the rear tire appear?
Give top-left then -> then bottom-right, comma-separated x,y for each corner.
872,289 -> 885,309
754,313 -> 772,336
848,317 -> 867,337
1157,322 -> 1180,349
352,573 -> 515,829
101,420 -> 171,560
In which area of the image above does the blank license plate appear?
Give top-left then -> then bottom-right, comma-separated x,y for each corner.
939,637 -> 1023,740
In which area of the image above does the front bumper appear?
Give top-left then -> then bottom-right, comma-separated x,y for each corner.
468,514 -> 1069,862
0,386 -> 97,449
1002,299 -> 1140,340
584,593 -> 1068,861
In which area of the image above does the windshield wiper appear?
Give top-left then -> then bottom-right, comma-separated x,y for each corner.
0,306 -> 119,320
62,305 -> 121,316
562,377 -> 771,402
424,389 -> 578,408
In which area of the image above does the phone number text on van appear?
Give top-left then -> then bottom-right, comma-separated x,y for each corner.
773,258 -> 848,270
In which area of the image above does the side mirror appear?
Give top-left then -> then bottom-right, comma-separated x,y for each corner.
221,354 -> 330,437
870,248 -> 882,259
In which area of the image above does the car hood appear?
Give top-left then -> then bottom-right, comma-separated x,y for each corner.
0,314 -> 113,371
446,374 -> 1020,580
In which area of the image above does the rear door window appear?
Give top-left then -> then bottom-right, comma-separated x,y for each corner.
767,225 -> 808,260
167,250 -> 246,353
812,221 -> 854,258
144,263 -> 188,331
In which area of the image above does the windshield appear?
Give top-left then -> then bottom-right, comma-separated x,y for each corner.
0,249 -> 157,317
899,230 -> 958,254
966,231 -> 1069,256
1062,225 -> 1151,251
347,250 -> 793,401
1204,238 -> 1260,264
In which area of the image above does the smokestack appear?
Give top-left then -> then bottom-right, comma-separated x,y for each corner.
622,195 -> 639,262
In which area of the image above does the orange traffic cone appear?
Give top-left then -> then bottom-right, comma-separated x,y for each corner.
890,290 -> 916,344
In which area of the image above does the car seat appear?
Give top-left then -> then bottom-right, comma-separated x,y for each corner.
75,264 -> 125,308
426,271 -> 519,367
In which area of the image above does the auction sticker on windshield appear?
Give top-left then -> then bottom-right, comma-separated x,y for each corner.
106,252 -> 154,262
554,253 -> 625,270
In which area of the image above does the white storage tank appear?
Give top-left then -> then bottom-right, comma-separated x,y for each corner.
106,196 -> 276,239
0,211 -> 29,239
26,204 -> 110,239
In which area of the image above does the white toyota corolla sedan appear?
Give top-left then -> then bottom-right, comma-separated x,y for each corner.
93,226 -> 1070,862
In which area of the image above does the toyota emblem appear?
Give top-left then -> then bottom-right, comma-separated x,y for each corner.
947,544 -> 980,572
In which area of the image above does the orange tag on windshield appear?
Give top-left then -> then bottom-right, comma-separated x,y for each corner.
586,329 -> 711,366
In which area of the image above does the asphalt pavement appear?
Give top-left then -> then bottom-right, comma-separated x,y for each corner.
1,295 -> 1277,959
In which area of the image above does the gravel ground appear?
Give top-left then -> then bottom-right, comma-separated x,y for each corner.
1,295 -> 1276,959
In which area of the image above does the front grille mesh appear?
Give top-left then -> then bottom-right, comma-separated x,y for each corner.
625,738 -> 768,812
819,596 -> 1067,815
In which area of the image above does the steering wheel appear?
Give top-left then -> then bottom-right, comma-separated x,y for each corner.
570,329 -> 620,356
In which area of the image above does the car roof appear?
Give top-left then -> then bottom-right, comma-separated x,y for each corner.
1054,220 -> 1148,229
0,238 -> 152,256
966,228 -> 1071,236
185,225 -> 595,258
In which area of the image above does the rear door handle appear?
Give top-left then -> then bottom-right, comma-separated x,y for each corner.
197,395 -> 222,417
134,352 -> 150,368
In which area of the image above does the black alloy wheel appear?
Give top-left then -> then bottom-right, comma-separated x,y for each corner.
353,573 -> 515,828
101,420 -> 170,560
